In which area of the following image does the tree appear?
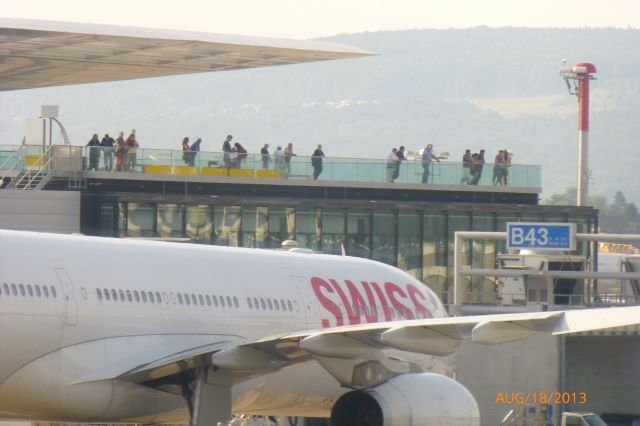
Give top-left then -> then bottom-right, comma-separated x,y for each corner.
543,188 -> 640,234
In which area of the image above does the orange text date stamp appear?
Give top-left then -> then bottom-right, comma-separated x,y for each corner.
496,391 -> 587,405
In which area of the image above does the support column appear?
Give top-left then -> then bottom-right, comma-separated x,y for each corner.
191,367 -> 232,426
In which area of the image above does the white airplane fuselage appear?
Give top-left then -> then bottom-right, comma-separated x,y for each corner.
0,230 -> 448,423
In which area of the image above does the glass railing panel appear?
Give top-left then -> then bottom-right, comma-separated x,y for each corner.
0,145 -> 542,188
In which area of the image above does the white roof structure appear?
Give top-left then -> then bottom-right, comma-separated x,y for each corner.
0,18 -> 374,91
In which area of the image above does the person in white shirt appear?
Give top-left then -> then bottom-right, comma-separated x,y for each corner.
421,144 -> 440,184
386,148 -> 399,183
274,146 -> 285,175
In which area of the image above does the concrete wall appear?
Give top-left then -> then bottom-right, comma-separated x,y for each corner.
0,191 -> 80,233
566,335 -> 640,418
456,334 -> 560,426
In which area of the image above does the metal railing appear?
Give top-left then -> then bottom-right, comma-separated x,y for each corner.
0,144 -> 27,185
12,145 -> 54,190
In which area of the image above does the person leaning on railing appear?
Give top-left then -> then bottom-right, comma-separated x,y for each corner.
386,148 -> 398,183
86,134 -> 100,171
114,131 -> 126,172
311,144 -> 325,180
283,143 -> 296,178
261,143 -> 270,169
189,138 -> 202,167
100,133 -> 115,171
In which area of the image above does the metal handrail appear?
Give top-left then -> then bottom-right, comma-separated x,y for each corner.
0,144 -> 27,185
13,146 -> 53,190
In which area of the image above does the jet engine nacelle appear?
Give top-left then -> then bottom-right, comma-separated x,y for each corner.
330,373 -> 479,426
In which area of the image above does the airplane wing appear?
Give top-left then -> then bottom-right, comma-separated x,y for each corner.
119,306 -> 640,388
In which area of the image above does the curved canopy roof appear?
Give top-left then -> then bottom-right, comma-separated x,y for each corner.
0,18 -> 374,91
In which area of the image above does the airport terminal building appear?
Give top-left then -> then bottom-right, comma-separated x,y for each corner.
1,144 -> 597,306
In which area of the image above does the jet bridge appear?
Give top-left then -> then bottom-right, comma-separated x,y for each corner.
452,229 -> 640,313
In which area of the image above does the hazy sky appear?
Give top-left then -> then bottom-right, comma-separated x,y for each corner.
2,0 -> 640,39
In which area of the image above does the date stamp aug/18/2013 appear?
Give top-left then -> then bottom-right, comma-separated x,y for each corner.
496,392 -> 587,405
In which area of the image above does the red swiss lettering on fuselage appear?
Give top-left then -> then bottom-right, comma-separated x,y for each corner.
310,277 -> 436,328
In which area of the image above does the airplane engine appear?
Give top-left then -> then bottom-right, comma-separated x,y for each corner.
330,373 -> 479,426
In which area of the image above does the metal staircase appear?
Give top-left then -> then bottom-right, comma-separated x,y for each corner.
0,145 -> 54,190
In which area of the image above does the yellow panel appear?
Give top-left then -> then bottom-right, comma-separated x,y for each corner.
200,167 -> 228,177
174,166 -> 199,175
144,165 -> 173,174
229,168 -> 254,178
24,155 -> 44,167
255,169 -> 282,179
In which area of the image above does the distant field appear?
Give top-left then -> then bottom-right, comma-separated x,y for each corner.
466,90 -> 616,118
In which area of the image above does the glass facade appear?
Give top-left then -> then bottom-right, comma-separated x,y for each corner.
347,210 -> 372,259
98,201 -> 596,305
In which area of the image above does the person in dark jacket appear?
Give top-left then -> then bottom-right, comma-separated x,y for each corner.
86,134 -> 101,171
470,149 -> 485,185
461,149 -> 472,184
311,144 -> 325,180
100,133 -> 115,171
189,138 -> 202,166
234,142 -> 247,167
260,144 -> 270,169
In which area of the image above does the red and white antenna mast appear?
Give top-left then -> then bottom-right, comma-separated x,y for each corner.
560,61 -> 597,206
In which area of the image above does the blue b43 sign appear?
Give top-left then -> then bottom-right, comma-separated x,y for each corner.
506,222 -> 576,251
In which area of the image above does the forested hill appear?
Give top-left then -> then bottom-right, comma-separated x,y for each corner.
1,27 -> 639,201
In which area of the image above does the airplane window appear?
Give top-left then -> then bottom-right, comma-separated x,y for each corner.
170,293 -> 176,304
111,289 -> 117,300
260,298 -> 266,310
212,295 -> 218,307
19,284 -> 26,296
177,293 -> 183,304
220,296 -> 226,307
253,297 -> 259,309
185,294 -> 190,305
198,294 -> 205,306
274,299 -> 280,311
155,292 -> 161,303
226,296 -> 232,307
280,299 -> 286,311
141,291 -> 147,303
134,291 -> 140,302
293,301 -> 299,312
27,284 -> 34,297
126,290 -> 133,302
11,284 -> 17,296
3,283 -> 8,295
119,290 -> 125,301
233,297 -> 238,308
81,287 -> 87,300
162,292 -> 169,304
149,291 -> 155,303
191,294 -> 197,305
35,285 -> 41,297
287,300 -> 292,311
247,298 -> 253,309
205,295 -> 211,306
267,299 -> 273,310
51,286 -> 57,298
